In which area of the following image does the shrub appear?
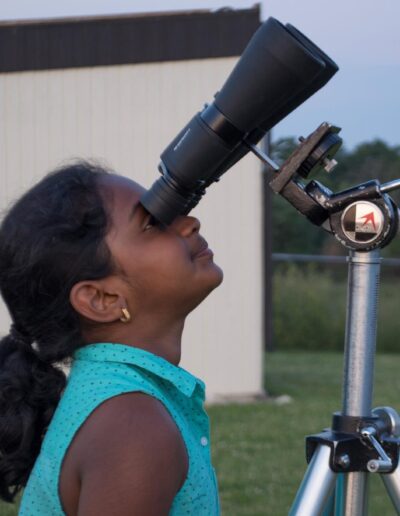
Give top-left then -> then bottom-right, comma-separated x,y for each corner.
272,264 -> 400,353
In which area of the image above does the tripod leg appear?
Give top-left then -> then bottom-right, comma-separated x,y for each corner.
290,444 -> 336,516
333,474 -> 345,515
319,473 -> 348,516
322,488 -> 335,516
381,465 -> 400,514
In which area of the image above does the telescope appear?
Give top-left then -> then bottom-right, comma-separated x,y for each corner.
140,13 -> 400,514
141,17 -> 340,225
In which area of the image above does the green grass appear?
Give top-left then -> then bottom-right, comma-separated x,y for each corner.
2,352 -> 400,515
208,352 -> 400,516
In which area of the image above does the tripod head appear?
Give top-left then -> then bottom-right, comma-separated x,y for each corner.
251,123 -> 400,252
264,126 -> 400,514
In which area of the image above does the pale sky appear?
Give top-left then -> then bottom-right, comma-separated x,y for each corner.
1,0 -> 399,150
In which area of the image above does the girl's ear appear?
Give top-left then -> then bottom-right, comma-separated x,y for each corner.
70,279 -> 127,323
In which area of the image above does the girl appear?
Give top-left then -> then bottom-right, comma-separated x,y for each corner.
0,162 -> 223,515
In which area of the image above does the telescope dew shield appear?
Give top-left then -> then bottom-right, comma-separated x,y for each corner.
202,24 -> 339,184
259,23 -> 338,132
212,18 -> 326,133
141,17 -> 339,225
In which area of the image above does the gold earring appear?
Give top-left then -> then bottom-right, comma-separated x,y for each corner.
120,308 -> 131,323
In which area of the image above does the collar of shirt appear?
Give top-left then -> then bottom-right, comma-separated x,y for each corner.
73,343 -> 205,399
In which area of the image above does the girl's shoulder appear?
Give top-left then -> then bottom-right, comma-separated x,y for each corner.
59,391 -> 188,515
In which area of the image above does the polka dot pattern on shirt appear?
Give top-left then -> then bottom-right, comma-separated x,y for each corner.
19,343 -> 220,516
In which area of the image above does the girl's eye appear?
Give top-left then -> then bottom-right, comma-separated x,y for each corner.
144,214 -> 157,230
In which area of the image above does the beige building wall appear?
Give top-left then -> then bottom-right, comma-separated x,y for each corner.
0,57 -> 264,401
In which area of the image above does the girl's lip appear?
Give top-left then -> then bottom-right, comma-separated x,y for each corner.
194,247 -> 214,259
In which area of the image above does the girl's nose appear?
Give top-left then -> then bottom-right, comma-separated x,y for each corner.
173,215 -> 201,238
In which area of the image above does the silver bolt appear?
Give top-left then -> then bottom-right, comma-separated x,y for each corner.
367,460 -> 379,473
337,454 -> 351,469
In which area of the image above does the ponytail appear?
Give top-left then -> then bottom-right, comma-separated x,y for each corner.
0,162 -> 113,502
0,331 -> 65,502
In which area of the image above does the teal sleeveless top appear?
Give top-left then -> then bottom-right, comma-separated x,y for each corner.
19,343 -> 220,515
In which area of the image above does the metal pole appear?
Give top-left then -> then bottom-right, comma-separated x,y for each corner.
262,131 -> 274,351
341,250 -> 381,515
290,445 -> 336,516
381,464 -> 400,513
342,474 -> 369,515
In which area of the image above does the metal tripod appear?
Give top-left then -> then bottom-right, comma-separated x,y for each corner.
247,122 -> 400,515
290,250 -> 400,515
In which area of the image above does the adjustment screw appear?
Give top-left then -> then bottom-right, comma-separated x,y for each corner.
323,157 -> 338,173
367,460 -> 379,473
337,454 -> 351,469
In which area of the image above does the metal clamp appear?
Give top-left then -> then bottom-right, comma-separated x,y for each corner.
361,426 -> 393,473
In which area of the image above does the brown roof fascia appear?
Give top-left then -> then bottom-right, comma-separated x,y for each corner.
0,6 -> 261,73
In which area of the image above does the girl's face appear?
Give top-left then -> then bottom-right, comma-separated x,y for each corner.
101,174 -> 223,319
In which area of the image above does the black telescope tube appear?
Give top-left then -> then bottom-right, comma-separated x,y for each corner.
141,17 -> 338,225
205,24 -> 339,184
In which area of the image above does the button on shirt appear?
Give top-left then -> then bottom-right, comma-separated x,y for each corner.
19,343 -> 220,516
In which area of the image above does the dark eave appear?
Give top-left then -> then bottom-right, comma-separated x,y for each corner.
0,6 -> 261,73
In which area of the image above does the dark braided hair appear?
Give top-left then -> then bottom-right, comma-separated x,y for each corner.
0,162 -> 114,502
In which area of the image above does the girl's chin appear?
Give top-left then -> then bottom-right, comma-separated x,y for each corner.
205,262 -> 224,288
214,264 -> 224,284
